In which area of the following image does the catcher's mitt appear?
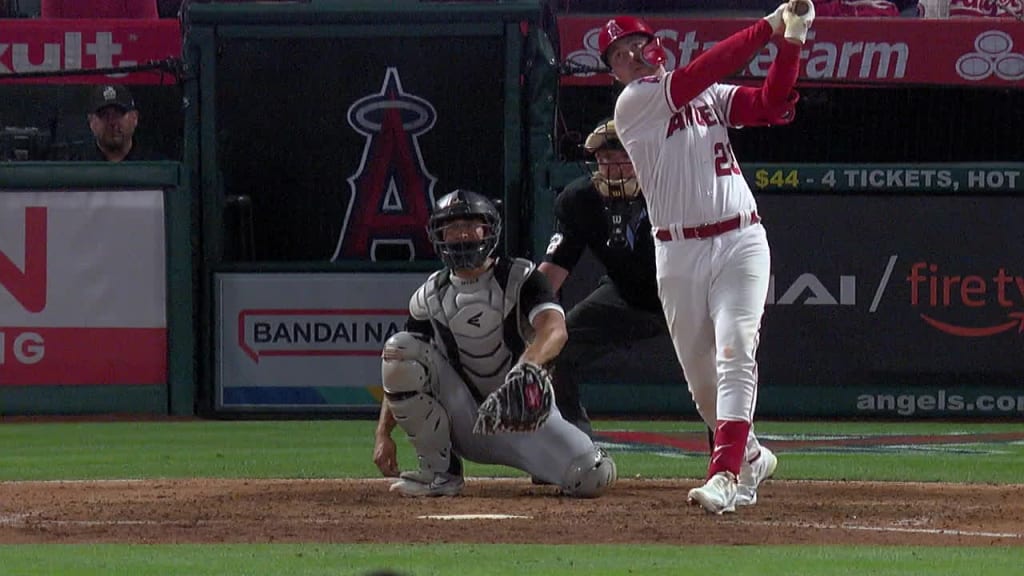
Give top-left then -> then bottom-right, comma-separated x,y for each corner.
473,362 -> 553,434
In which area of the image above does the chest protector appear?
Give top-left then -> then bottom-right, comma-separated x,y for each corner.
412,258 -> 535,398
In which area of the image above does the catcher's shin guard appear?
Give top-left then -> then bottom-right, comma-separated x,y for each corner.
381,332 -> 453,475
560,448 -> 617,498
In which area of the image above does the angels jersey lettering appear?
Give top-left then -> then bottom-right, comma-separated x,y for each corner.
614,75 -> 757,229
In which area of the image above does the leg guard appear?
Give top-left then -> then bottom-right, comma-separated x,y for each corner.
560,448 -> 617,498
381,332 -> 453,476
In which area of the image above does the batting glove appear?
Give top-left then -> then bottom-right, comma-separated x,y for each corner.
783,0 -> 816,44
763,2 -> 787,36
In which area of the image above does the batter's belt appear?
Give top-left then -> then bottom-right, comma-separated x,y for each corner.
654,210 -> 760,241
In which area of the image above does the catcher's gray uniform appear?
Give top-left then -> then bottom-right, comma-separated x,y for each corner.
382,256 -> 616,497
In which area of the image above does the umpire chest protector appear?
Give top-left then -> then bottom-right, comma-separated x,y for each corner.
410,257 -> 535,399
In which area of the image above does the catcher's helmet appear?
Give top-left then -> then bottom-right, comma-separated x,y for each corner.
598,16 -> 655,66
428,189 -> 502,271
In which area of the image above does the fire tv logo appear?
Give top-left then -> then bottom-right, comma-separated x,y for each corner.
0,206 -> 47,313
907,261 -> 1024,338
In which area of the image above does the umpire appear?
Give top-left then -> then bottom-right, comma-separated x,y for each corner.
538,119 -> 669,438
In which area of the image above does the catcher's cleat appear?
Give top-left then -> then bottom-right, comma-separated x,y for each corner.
736,446 -> 777,506
389,472 -> 464,497
398,469 -> 434,484
687,471 -> 738,515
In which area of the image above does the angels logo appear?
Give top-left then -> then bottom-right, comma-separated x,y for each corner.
331,67 -> 438,261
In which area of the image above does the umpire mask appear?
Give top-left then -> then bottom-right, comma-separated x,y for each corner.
428,189 -> 502,271
585,120 -> 643,248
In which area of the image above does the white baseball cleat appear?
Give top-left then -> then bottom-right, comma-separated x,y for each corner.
736,446 -> 778,506
390,472 -> 464,497
687,471 -> 738,515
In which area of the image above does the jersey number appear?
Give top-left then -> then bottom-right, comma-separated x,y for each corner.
713,142 -> 742,177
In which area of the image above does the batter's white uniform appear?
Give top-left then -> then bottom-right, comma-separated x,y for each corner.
614,20 -> 800,477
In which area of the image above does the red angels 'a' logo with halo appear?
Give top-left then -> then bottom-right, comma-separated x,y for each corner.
332,67 -> 438,262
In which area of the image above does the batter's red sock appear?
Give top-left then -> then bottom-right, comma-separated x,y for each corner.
707,420 -> 751,479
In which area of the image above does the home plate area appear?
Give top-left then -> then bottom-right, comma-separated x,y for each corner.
0,475 -> 1021,546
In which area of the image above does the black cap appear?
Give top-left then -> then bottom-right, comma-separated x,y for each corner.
88,85 -> 135,114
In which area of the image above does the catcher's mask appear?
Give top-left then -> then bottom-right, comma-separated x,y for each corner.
428,189 -> 502,271
584,120 -> 644,249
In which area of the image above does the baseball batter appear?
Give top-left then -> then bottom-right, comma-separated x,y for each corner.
372,189 -> 616,498
601,1 -> 815,513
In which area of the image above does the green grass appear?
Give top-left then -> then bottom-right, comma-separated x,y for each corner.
1,419 -> 1022,575
1,544 -> 1022,576
0,421 -> 383,481
603,419 -> 1024,483
8,419 -> 1022,483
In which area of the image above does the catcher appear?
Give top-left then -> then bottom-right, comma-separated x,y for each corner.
372,189 -> 617,498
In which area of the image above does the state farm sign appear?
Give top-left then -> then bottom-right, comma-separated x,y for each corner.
558,17 -> 1024,87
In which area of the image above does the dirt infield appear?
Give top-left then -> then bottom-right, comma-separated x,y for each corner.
1,478 -> 1022,546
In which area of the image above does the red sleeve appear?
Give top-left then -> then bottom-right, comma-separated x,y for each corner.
667,19 -> 774,110
729,39 -> 802,127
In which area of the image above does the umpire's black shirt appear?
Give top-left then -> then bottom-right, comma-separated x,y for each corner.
544,174 -> 662,313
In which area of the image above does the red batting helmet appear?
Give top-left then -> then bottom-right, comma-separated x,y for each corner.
598,16 -> 655,66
